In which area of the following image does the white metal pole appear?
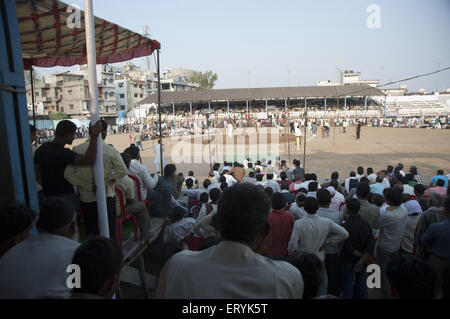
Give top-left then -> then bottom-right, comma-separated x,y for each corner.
84,0 -> 109,238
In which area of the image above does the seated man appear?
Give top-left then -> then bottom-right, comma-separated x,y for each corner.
0,198 -> 80,299
71,236 -> 123,299
151,164 -> 177,218
163,206 -> 197,252
0,203 -> 36,258
116,153 -> 152,242
156,183 -> 304,298
280,183 -> 296,205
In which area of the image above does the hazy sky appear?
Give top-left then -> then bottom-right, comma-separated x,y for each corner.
40,0 -> 450,92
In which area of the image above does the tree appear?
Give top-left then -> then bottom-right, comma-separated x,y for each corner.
189,71 -> 218,90
49,111 -> 69,120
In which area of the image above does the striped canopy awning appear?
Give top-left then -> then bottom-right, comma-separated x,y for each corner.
16,0 -> 160,69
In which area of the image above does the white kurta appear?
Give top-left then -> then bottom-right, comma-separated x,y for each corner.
227,123 -> 234,138
154,143 -> 166,173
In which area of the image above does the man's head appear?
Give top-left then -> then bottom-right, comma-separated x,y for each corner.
185,178 -> 194,189
256,174 -> 263,182
37,197 -> 76,238
164,164 -> 177,178
331,171 -> 339,181
280,171 -> 287,181
266,173 -> 274,180
203,179 -> 211,189
55,120 -> 77,144
200,192 -> 209,204
220,182 -> 228,191
216,184 -> 271,249
386,188 -> 402,207
347,198 -> 361,215
209,188 -> 221,204
397,163 -> 404,170
437,169 -> 444,176
316,189 -> 331,208
264,187 -> 273,198
0,203 -> 36,257
357,166 -> 364,175
356,183 -> 370,200
436,179 -> 445,187
271,192 -> 286,210
414,184 -> 425,197
371,193 -> 385,207
387,165 -> 394,173
387,255 -> 436,299
350,171 -> 356,177
71,236 -> 123,299
281,183 -> 289,192
304,197 -> 319,215
188,171 -> 194,177
409,166 -> 418,175
376,175 -> 383,184
120,152 -> 132,170
124,144 -> 140,160
308,181 -> 318,192
367,167 -> 373,175
248,171 -> 255,178
288,252 -> 323,299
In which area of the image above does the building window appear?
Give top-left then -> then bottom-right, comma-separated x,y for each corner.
120,105 -> 125,110
139,94 -> 143,98
119,83 -> 124,88
69,105 -> 74,110
119,94 -> 125,98
162,83 -> 170,90
134,93 -> 138,98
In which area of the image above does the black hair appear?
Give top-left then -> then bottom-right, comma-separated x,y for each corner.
298,187 -> 308,194
281,183 -> 289,191
288,253 -> 323,299
185,178 -> 194,188
437,179 -> 445,187
367,167 -> 373,175
376,175 -> 383,183
55,120 -> 77,137
72,236 -> 123,295
409,166 -> 418,175
310,173 -> 317,181
350,171 -> 356,177
212,163 -> 220,171
329,180 -> 338,190
220,182 -> 228,191
304,197 -> 319,215
170,206 -> 185,222
414,184 -> 425,196
248,163 -> 253,168
346,198 -> 361,215
164,164 -> 176,177
331,171 -> 339,180
200,192 -> 209,203
356,183 -> 370,199
219,175 -> 226,184
387,255 -> 436,299
256,174 -> 263,182
249,171 -> 255,178
371,193 -> 385,207
266,173 -> 274,180
124,144 -> 140,160
203,179 -> 211,189
188,171 -> 194,176
209,188 -> 221,203
360,177 -> 369,184
120,152 -> 131,169
387,188 -> 402,206
216,183 -> 271,243
308,181 -> 318,192
280,171 -> 287,180
0,203 -> 36,245
437,169 -> 444,175
271,192 -> 286,210
316,189 -> 331,206
357,166 -> 364,175
387,165 -> 394,173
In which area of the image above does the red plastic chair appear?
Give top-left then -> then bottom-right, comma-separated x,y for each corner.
180,237 -> 204,251
128,174 -> 151,217
115,187 -> 139,250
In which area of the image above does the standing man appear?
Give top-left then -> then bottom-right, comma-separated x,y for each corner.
295,122 -> 302,151
356,122 -> 361,140
34,120 -> 102,212
343,119 -> 348,133
154,140 -> 166,174
134,131 -> 143,151
64,120 -> 127,241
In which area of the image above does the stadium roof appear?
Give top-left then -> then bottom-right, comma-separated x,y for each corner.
139,85 -> 385,104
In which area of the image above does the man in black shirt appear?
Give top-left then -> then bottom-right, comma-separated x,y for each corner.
340,198 -> 375,299
34,120 -> 102,211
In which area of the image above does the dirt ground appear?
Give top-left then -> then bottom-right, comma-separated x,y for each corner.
73,126 -> 450,184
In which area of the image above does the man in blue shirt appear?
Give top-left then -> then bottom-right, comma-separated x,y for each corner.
430,170 -> 448,188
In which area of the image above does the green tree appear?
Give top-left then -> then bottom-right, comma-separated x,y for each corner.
189,71 -> 218,90
49,111 -> 69,120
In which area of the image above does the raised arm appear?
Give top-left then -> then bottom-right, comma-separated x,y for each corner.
73,121 -> 102,165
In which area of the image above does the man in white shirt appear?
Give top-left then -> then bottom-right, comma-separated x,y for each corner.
156,183 -> 304,298
328,184 -> 345,212
366,167 -> 377,184
264,171 -> 281,193
295,122 -> 302,151
288,197 -> 348,296
154,140 -> 166,174
125,144 -> 158,200
0,198 -> 80,299
372,188 -> 408,299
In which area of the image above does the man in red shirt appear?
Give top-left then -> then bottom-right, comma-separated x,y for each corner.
266,193 -> 295,260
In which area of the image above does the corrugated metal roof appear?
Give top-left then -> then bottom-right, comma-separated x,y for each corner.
140,85 -> 385,104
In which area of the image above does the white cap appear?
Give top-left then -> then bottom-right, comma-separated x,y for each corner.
327,186 -> 336,196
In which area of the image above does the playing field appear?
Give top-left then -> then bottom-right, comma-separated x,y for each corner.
72,126 -> 450,184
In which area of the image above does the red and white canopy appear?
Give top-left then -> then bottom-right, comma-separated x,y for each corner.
16,0 -> 160,69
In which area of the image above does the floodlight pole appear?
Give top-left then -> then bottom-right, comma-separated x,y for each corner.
157,48 -> 163,176
30,68 -> 36,128
84,0 -> 109,238
303,98 -> 307,170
